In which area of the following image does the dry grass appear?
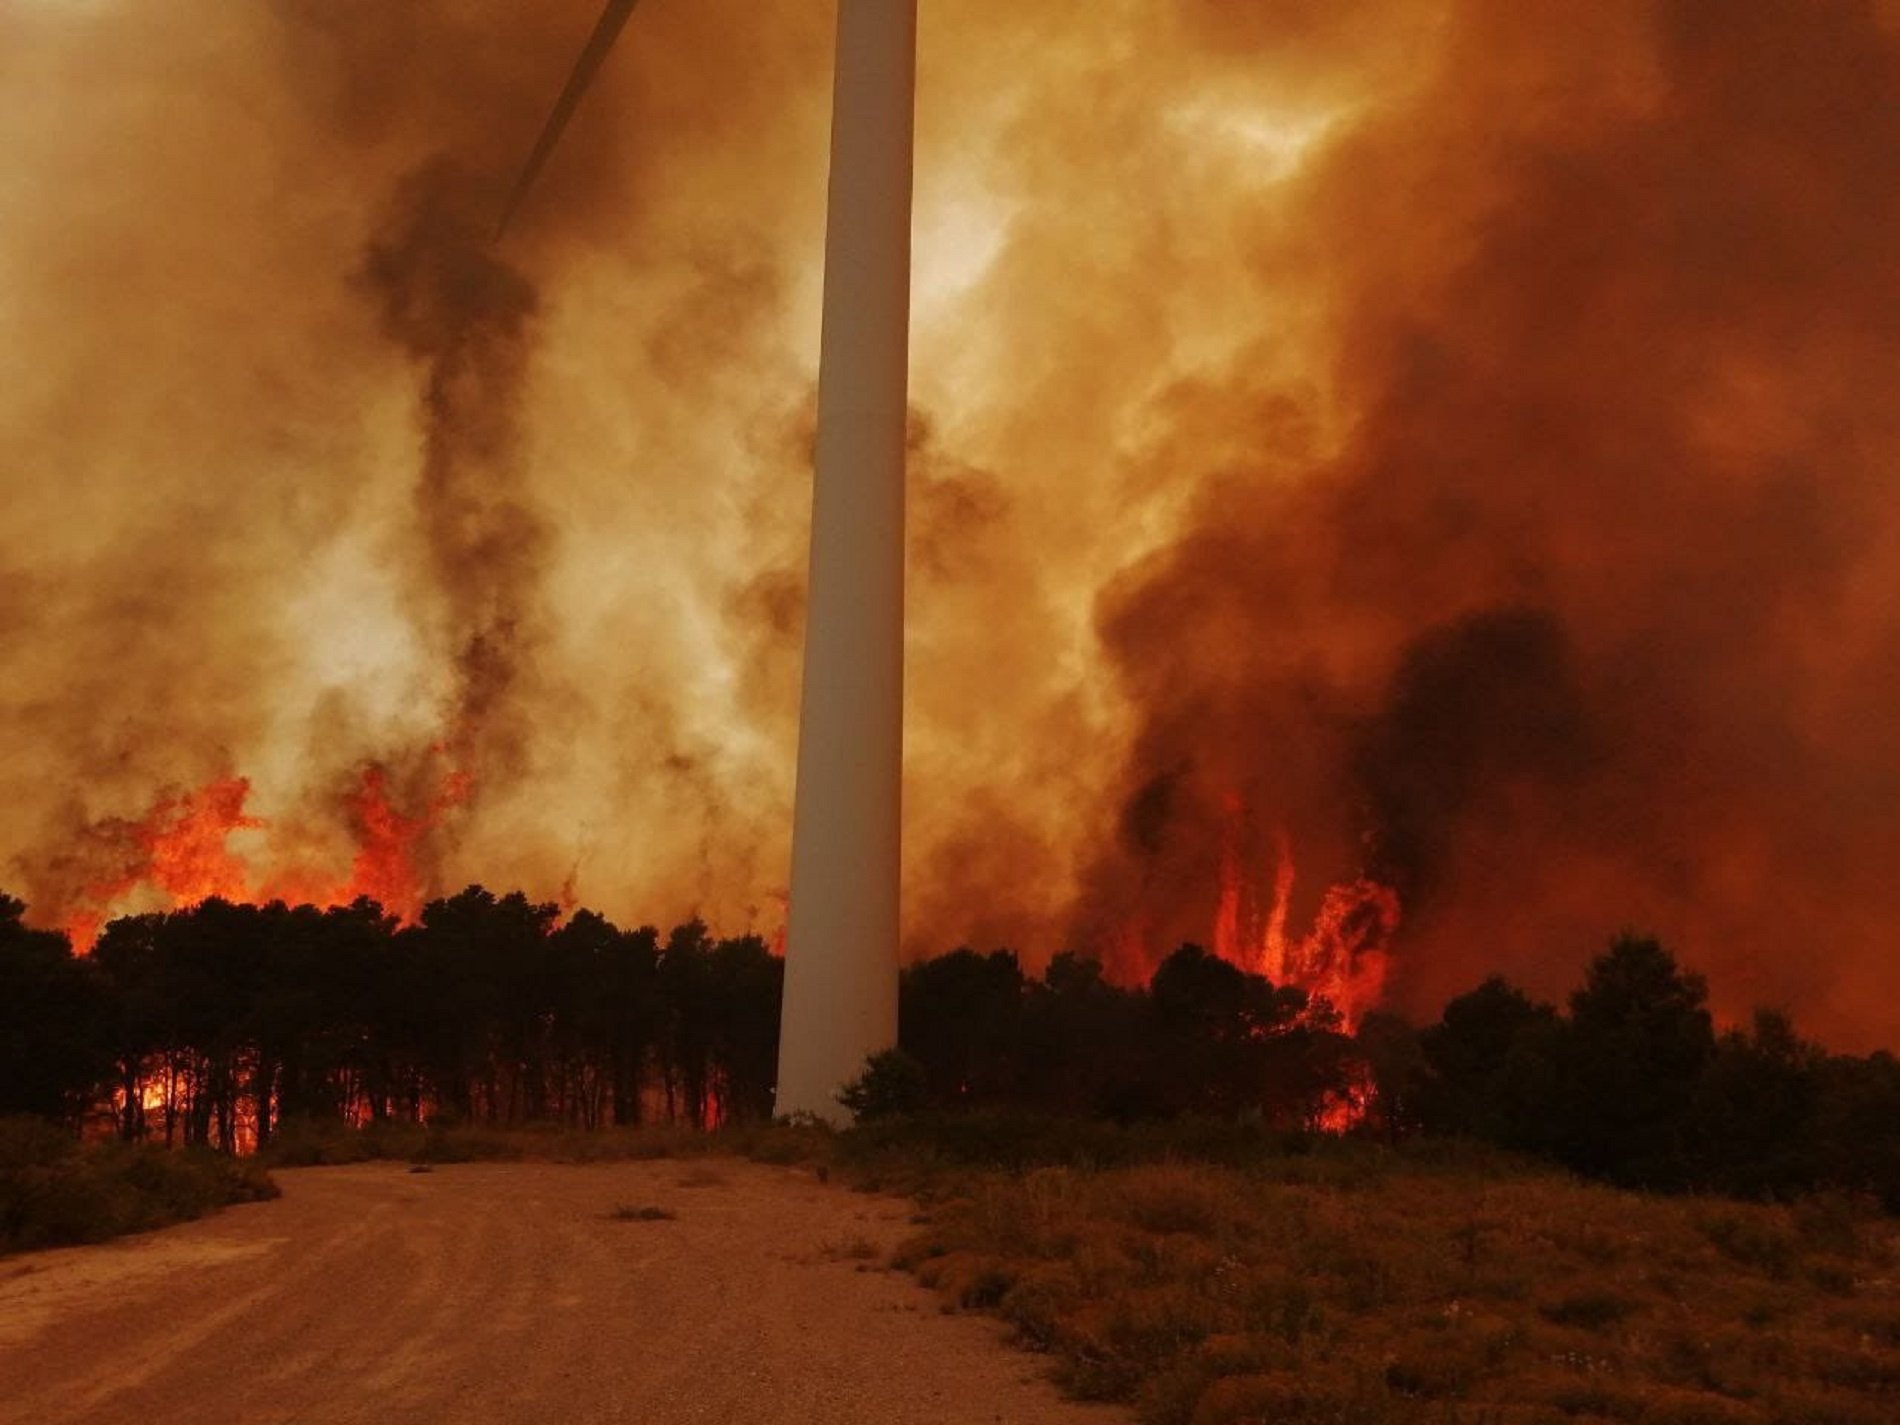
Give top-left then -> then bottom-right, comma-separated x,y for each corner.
893,1160 -> 1900,1425
819,1234 -> 884,1263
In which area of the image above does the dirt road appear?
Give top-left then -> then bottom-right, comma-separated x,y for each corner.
0,1160 -> 1124,1425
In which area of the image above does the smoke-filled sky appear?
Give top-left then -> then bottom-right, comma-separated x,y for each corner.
2,0 -> 1895,1049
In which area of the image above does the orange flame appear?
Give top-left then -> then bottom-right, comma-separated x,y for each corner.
60,762 -> 471,948
340,764 -> 472,920
141,776 -> 259,905
1312,1059 -> 1377,1135
1210,798 -> 1400,1034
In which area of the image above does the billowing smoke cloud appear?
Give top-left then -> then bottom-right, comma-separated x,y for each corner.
1,1 -> 1895,1049
1066,0 -> 1900,1046
359,161 -> 547,787
0,0 -> 832,923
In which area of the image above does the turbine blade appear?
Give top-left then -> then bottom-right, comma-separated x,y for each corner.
495,0 -> 644,240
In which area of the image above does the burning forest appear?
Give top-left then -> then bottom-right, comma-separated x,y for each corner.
2,0 -> 1897,1052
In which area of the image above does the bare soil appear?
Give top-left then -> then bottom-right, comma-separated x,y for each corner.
0,1160 -> 1126,1425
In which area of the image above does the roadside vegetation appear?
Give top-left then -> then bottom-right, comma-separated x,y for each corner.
0,1116 -> 277,1255
872,1140 -> 1900,1425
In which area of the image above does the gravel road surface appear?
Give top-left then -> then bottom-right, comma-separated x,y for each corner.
0,1160 -> 1125,1425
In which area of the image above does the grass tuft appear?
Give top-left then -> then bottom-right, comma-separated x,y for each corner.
606,1203 -> 676,1222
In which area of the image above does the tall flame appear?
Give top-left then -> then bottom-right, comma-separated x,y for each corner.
1210,798 -> 1399,1033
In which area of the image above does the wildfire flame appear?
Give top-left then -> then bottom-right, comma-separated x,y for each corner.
1312,1061 -> 1377,1136
57,763 -> 471,950
1210,797 -> 1400,1034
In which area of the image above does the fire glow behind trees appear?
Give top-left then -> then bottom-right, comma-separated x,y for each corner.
1,1 -> 1896,1050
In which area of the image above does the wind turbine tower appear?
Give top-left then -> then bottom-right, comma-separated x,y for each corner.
775,0 -> 917,1121
510,1 -> 917,1122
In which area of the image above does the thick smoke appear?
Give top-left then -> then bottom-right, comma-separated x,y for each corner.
0,0 -> 832,923
1068,0 -> 1900,1046
359,161 -> 547,791
1,1 -> 1895,1048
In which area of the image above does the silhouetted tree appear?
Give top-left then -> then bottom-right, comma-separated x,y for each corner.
900,948 -> 1025,1107
1418,975 -> 1563,1152
1018,953 -> 1147,1118
1354,1012 -> 1426,1142
1554,934 -> 1715,1187
1145,944 -> 1306,1119
1814,1050 -> 1900,1211
656,921 -> 717,1126
1692,1010 -> 1824,1200
707,934 -> 783,1122
3,881 -> 1895,1214
0,897 -> 105,1124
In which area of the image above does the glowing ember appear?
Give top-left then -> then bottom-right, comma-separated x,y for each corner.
1311,1059 -> 1377,1135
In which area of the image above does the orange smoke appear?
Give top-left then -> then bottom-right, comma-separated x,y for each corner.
2,2 -> 1897,1051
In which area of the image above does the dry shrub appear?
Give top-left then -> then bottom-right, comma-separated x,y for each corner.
1842,1304 -> 1900,1348
1382,1320 -> 1500,1400
966,1168 -> 1086,1256
999,1261 -> 1085,1349
1545,1220 -> 1629,1266
1699,1212 -> 1801,1279
1102,1282 -> 1227,1375
885,1154 -> 1900,1425
1805,1262 -> 1859,1296
1800,1338 -> 1900,1392
1540,1380 -> 1648,1420
1185,1370 -> 1297,1424
1115,1164 -> 1229,1238
1764,1393 -> 1899,1425
1,1121 -> 278,1253
819,1234 -> 881,1262
1194,1332 -> 1284,1376
1237,1268 -> 1323,1344
1794,1197 -> 1866,1257
916,1249 -> 1017,1308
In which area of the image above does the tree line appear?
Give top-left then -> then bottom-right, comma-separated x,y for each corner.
0,890 -> 781,1147
2,891 -> 1896,1206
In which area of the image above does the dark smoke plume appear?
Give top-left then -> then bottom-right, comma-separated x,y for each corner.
360,159 -> 548,794
1073,0 -> 1900,1046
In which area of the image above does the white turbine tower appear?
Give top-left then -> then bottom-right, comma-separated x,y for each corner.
508,0 -> 916,1122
